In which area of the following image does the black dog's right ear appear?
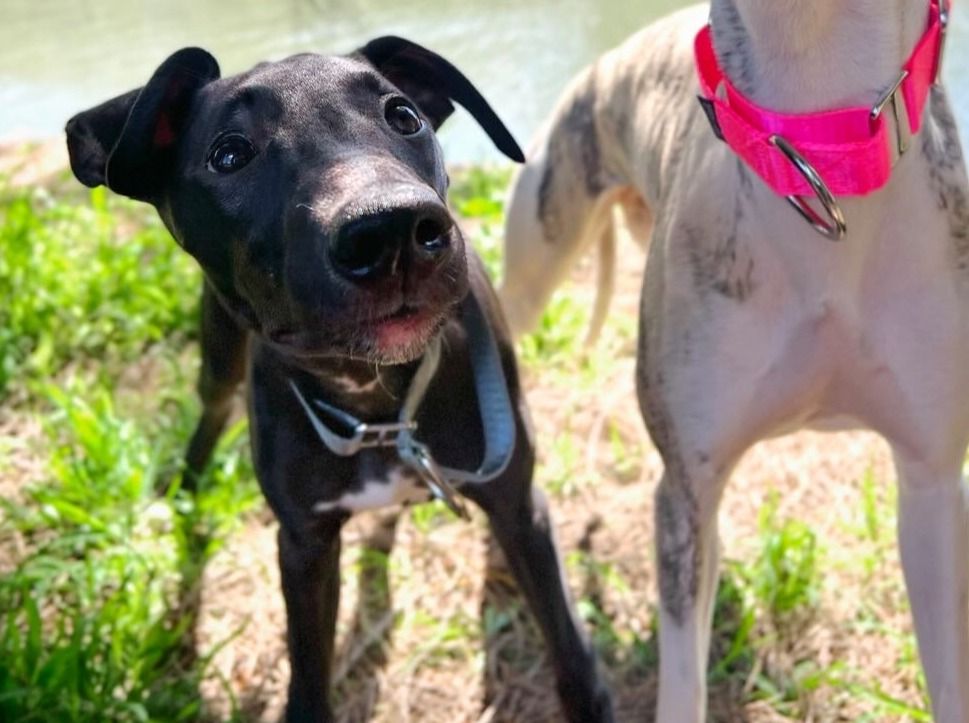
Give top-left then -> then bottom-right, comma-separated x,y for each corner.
65,48 -> 219,201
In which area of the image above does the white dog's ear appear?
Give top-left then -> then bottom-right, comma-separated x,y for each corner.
357,36 -> 525,163
65,47 -> 220,201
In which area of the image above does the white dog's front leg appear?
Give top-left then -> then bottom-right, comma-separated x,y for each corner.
654,468 -> 726,723
893,451 -> 969,723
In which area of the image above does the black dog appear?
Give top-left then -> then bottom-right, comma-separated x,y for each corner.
64,38 -> 613,722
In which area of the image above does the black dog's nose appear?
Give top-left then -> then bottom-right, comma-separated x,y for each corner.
330,201 -> 453,281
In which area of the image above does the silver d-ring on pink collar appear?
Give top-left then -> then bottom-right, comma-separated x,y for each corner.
769,135 -> 847,241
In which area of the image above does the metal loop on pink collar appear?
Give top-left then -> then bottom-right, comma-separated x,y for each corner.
770,135 -> 847,241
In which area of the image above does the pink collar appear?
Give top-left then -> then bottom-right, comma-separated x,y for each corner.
694,0 -> 950,238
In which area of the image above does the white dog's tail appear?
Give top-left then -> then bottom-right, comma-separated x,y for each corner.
585,216 -> 617,345
499,64 -> 647,340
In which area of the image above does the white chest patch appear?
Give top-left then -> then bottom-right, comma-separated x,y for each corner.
311,467 -> 431,514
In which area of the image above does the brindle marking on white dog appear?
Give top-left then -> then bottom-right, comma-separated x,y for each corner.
636,361 -> 700,624
654,479 -> 700,625
685,193 -> 757,301
682,159 -> 757,302
923,91 -> 969,270
537,71 -> 605,243
710,0 -> 755,93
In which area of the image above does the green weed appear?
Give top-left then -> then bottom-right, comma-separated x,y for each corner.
0,382 -> 257,722
537,429 -> 582,496
749,490 -> 820,625
0,186 -> 199,399
518,290 -> 588,368
408,501 -> 452,534
709,567 -> 757,681
450,166 -> 511,281
838,679 -> 932,722
606,420 -> 641,482
449,166 -> 511,222
707,492 -> 822,714
400,608 -> 481,668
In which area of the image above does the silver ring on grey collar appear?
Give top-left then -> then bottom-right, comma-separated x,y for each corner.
288,292 -> 516,521
289,383 -> 418,456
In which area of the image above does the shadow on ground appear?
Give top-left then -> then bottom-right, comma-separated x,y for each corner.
262,513 -> 762,723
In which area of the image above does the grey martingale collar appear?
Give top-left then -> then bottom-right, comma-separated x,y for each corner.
288,292 -> 516,519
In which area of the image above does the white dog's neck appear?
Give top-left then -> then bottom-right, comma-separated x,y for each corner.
710,0 -> 929,112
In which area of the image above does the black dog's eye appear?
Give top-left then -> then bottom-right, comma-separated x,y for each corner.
207,134 -> 256,174
385,100 -> 423,136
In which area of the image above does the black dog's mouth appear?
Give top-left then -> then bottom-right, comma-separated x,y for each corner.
381,303 -> 422,323
368,303 -> 447,360
269,302 -> 448,364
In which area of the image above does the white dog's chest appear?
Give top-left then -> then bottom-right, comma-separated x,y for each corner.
735,233 -> 969,443
783,297 -> 934,424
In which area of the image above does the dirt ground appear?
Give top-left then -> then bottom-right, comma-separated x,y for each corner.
193,236 -> 919,722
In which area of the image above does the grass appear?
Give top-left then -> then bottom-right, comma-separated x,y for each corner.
0,183 -> 199,400
0,159 -> 934,721
0,382 -> 258,721
0,173 -> 257,721
710,492 -> 822,717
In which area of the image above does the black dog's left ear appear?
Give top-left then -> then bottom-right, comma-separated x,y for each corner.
357,36 -> 525,163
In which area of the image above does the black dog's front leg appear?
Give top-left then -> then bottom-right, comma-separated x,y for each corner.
183,284 -> 248,490
474,482 -> 614,723
278,520 -> 344,723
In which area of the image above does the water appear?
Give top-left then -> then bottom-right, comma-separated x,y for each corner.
0,0 -> 966,163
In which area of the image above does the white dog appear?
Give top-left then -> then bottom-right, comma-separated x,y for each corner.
500,1 -> 968,720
